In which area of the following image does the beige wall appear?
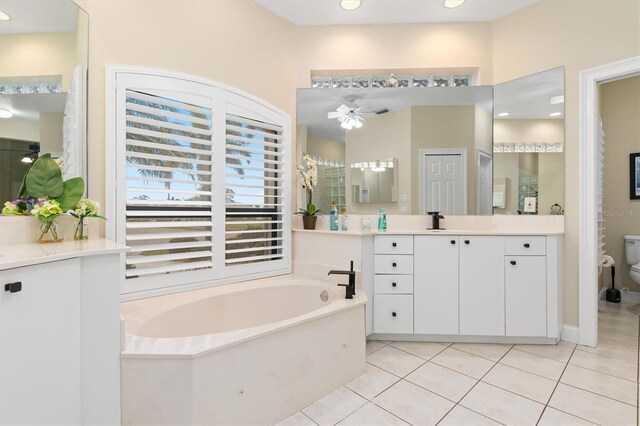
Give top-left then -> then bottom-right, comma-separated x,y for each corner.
39,112 -> 64,155
494,119 -> 564,144
538,153 -> 564,215
0,118 -> 39,142
600,76 -> 640,293
307,136 -> 345,161
72,0 -> 296,210
0,32 -> 78,90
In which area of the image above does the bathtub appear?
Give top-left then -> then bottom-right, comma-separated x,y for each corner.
120,274 -> 366,425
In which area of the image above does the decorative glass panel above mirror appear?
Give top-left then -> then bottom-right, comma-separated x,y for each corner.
493,67 -> 565,215
297,86 -> 494,215
0,0 -> 88,203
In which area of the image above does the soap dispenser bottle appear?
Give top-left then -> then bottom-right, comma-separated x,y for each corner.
377,208 -> 387,232
341,207 -> 348,231
329,200 -> 339,231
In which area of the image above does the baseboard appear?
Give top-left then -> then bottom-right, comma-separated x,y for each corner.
621,290 -> 640,303
561,325 -> 579,344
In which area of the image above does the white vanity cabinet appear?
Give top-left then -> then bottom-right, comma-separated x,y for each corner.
371,233 -> 563,343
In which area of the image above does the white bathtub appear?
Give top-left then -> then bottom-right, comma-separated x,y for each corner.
121,274 -> 366,425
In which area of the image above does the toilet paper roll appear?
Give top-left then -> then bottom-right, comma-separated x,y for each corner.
601,254 -> 615,267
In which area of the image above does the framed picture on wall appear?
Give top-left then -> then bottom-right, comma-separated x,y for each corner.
631,153 -> 640,200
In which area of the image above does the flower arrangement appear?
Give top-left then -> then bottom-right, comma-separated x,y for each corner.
294,153 -> 319,216
31,199 -> 64,242
70,199 -> 106,240
2,198 -> 35,216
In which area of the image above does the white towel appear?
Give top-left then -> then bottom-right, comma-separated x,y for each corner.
601,254 -> 615,267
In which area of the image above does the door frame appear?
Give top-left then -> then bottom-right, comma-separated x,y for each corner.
476,149 -> 493,215
579,55 -> 640,347
419,148 -> 467,215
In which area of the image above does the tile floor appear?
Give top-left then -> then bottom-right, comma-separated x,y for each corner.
279,301 -> 640,425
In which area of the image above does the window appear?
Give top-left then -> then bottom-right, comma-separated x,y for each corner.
107,69 -> 290,296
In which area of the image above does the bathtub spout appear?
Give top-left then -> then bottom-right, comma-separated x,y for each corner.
328,261 -> 356,299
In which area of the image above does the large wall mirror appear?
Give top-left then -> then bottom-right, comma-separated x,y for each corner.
0,0 -> 88,203
297,86 -> 494,216
493,67 -> 565,215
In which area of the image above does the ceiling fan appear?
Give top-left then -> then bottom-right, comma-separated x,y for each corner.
327,97 -> 389,130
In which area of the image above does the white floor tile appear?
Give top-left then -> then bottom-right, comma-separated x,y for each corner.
345,363 -> 400,400
302,387 -> 367,426
548,383 -> 637,426
482,363 -> 557,404
576,339 -> 638,363
366,345 -> 426,377
276,411 -> 318,426
513,340 -> 576,363
338,403 -> 408,426
373,380 -> 454,425
569,348 -> 638,381
560,364 -> 637,406
366,340 -> 387,355
537,407 -> 596,425
390,341 -> 447,360
430,347 -> 495,379
460,382 -> 545,425
450,343 -> 512,362
405,361 -> 477,402
438,405 -> 501,426
499,348 -> 566,380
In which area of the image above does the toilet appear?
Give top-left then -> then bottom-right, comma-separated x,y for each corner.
625,235 -> 640,284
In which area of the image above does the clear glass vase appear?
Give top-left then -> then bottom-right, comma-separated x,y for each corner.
74,219 -> 88,240
38,219 -> 64,243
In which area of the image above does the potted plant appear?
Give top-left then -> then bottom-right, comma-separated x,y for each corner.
295,154 -> 320,230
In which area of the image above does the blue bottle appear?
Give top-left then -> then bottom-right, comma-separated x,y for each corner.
377,207 -> 387,232
329,200 -> 339,231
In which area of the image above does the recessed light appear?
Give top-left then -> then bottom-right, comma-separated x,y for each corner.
550,112 -> 562,117
550,95 -> 565,105
0,109 -> 13,118
443,0 -> 467,9
0,10 -> 10,21
498,112 -> 510,117
340,0 -> 361,11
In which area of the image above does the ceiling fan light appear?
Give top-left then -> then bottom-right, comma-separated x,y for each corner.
443,0 -> 466,9
340,0 -> 362,11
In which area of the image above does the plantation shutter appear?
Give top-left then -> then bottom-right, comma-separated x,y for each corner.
115,74 -> 216,292
597,117 -> 606,268
224,94 -> 289,275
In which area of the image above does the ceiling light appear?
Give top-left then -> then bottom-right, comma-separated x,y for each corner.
0,10 -> 11,21
340,0 -> 361,11
550,95 -> 565,105
0,109 -> 13,118
498,112 -> 510,117
550,112 -> 562,117
340,116 -> 363,130
443,0 -> 466,9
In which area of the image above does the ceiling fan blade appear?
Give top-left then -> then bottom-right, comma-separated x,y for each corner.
336,104 -> 350,114
337,115 -> 348,123
327,111 -> 344,119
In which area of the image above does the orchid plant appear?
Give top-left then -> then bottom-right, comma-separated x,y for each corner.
294,153 -> 320,216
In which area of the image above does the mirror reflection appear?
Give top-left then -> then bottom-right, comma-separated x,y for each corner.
493,67 -> 565,215
0,0 -> 88,203
297,86 -> 494,215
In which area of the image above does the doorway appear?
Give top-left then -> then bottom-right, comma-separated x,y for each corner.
477,149 -> 493,215
420,148 -> 467,215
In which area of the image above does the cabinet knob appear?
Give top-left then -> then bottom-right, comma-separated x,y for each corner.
392,262 -> 397,267
510,260 -> 517,266
524,243 -> 531,248
4,281 -> 22,293
392,282 -> 397,287
392,242 -> 397,247
392,312 -> 397,317
450,240 -> 456,245
464,240 -> 470,245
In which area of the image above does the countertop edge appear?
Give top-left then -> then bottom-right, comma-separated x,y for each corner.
292,229 -> 564,236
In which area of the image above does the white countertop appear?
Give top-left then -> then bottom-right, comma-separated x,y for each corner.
292,228 -> 564,236
0,238 -> 128,271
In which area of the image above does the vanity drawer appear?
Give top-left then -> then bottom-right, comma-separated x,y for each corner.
374,275 -> 413,294
505,236 -> 546,256
374,235 -> 414,255
374,255 -> 414,275
374,294 -> 413,334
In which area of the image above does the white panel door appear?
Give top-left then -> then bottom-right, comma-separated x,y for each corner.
414,236 -> 459,334
459,236 -> 505,336
505,256 -> 547,336
424,154 -> 464,215
0,260 -> 82,425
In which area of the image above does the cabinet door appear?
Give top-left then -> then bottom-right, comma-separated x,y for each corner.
459,236 -> 505,336
506,256 -> 547,337
414,236 -> 459,334
373,295 -> 413,334
0,260 -> 82,425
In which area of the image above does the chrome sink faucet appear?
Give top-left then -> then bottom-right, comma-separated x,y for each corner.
427,211 -> 445,230
328,261 -> 356,299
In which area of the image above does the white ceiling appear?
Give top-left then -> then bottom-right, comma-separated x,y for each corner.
494,67 -> 564,120
298,86 -> 493,142
0,93 -> 67,121
254,0 -> 540,26
0,0 -> 79,35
